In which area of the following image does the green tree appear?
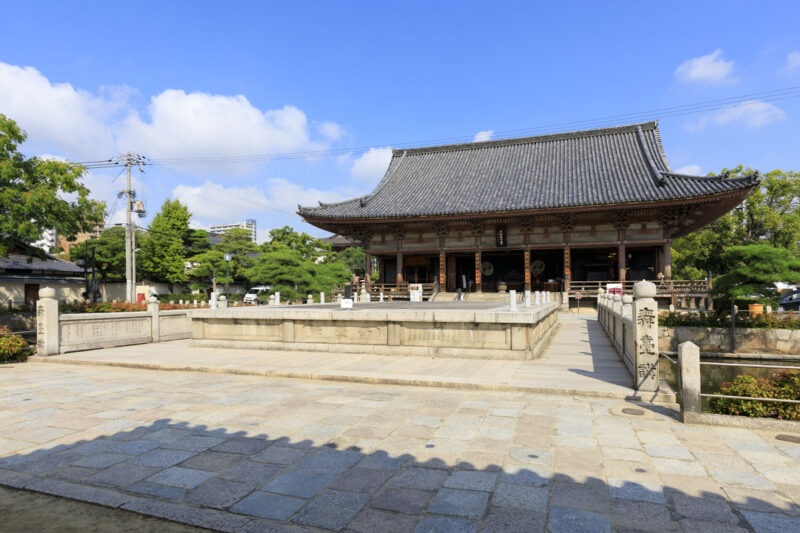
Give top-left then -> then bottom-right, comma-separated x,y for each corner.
139,200 -> 190,284
69,227 -> 133,282
185,228 -> 212,257
187,249 -> 231,294
245,247 -> 350,301
262,226 -> 330,260
336,246 -> 366,277
672,166 -> 800,279
712,244 -> 800,306
216,228 -> 259,279
0,114 -> 105,255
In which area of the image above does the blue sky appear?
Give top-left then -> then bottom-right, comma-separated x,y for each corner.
2,1 -> 799,241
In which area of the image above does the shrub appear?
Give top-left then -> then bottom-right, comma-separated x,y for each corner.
709,370 -> 800,420
0,326 -> 29,362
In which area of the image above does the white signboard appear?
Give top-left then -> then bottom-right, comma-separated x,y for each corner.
409,283 -> 423,302
607,283 -> 623,296
340,298 -> 353,309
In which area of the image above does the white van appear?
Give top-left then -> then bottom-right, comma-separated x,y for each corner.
243,286 -> 270,305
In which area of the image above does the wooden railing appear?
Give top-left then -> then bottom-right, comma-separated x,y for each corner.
568,279 -> 709,297
367,283 -> 436,301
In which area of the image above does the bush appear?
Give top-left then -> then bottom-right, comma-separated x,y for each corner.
709,370 -> 800,420
659,311 -> 800,330
61,301 -> 195,313
0,326 -> 29,362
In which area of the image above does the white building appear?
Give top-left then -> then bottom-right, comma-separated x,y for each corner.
209,219 -> 257,243
32,228 -> 57,252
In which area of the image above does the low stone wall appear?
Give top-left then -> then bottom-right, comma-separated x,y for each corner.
36,289 -> 191,355
659,326 -> 800,355
189,303 -> 559,360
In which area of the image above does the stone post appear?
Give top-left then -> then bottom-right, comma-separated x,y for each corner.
218,295 -> 228,309
148,296 -> 160,343
621,294 -> 633,318
275,291 -> 280,305
534,291 -> 540,305
320,292 -> 325,304
509,290 -> 517,311
678,341 -> 701,422
633,280 -> 659,392
524,290 -> 531,308
379,292 -> 384,303
307,294 -> 313,304
612,293 -> 622,351
36,287 -> 59,356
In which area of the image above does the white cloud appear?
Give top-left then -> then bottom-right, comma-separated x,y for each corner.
675,164 -> 701,175
473,130 -> 493,142
318,121 -> 345,141
0,61 -> 341,169
172,179 -> 354,223
675,49 -> 735,84
350,147 -> 392,184
686,100 -> 786,130
118,90 -> 323,161
0,63 -> 125,157
782,51 -> 800,73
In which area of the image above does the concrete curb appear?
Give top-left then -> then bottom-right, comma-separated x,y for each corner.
29,356 -> 661,402
683,412 -> 800,432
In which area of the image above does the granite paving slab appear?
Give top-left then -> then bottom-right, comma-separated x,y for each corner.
1,353 -> 799,532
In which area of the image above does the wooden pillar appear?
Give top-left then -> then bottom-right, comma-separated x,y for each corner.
365,253 -> 371,289
475,250 -> 482,292
438,251 -> 446,288
396,253 -> 404,284
378,257 -> 385,283
663,241 -> 672,280
524,249 -> 531,290
618,244 -> 626,282
563,247 -> 570,292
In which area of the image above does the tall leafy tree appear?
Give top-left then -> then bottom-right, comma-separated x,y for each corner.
336,246 -> 366,277
712,244 -> 800,306
263,226 -> 329,259
672,166 -> 800,279
0,114 -> 105,255
139,200 -> 191,284
246,247 -> 349,300
217,228 -> 259,279
69,227 -> 135,282
187,249 -> 231,294
184,228 -> 212,257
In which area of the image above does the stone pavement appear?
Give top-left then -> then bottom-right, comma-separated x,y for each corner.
32,314 -> 636,399
1,363 -> 800,532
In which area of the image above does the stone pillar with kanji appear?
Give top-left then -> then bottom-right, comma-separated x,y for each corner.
632,280 -> 659,392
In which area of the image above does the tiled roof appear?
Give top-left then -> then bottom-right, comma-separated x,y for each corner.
0,253 -> 83,274
299,122 -> 759,220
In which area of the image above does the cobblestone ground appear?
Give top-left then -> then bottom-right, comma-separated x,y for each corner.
1,363 -> 799,532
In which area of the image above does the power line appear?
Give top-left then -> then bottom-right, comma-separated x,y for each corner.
73,84 -> 800,169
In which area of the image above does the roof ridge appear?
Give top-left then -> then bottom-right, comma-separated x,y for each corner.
394,121 -> 659,156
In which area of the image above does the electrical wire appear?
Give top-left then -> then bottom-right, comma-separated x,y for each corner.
73,84 -> 800,169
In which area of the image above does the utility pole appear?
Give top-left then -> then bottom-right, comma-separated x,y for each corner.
119,153 -> 147,303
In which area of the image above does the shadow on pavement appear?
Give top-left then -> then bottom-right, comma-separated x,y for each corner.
1,416 -> 798,532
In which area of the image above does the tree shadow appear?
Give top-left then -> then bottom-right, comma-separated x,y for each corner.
1,414 -> 798,532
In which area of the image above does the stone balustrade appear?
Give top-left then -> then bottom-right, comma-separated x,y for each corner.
190,302 -> 560,360
36,288 -> 191,355
597,280 -> 659,392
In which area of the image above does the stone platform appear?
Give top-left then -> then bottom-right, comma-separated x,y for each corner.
31,314 -> 640,400
189,302 -> 559,360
